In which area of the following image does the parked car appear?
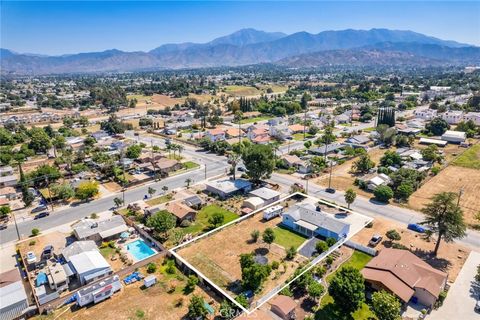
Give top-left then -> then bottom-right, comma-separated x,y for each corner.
369,234 -> 383,247
26,251 -> 36,264
325,188 -> 336,194
31,205 -> 47,214
237,167 -> 246,172
34,212 -> 50,219
42,245 -> 54,259
0,223 -> 7,230
407,223 -> 426,233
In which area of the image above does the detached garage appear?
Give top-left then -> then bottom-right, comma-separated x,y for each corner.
242,197 -> 265,210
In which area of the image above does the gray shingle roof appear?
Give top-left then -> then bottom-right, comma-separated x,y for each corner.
285,203 -> 350,235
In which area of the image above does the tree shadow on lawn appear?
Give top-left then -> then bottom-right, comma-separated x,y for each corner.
227,280 -> 243,295
314,302 -> 355,320
413,248 -> 452,273
254,248 -> 269,256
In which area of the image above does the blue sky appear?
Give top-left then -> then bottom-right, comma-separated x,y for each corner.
1,1 -> 479,55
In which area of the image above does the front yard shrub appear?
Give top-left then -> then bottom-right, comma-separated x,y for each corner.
391,243 -> 408,250
31,228 -> 40,236
165,259 -> 176,274
374,185 -> 394,203
147,263 -> 157,274
326,237 -> 337,247
386,229 -> 401,241
279,286 -> 293,297
285,246 -> 297,260
250,229 -> 260,242
315,240 -> 329,254
271,261 -> 280,270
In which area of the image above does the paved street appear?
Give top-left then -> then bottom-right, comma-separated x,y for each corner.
270,173 -> 480,249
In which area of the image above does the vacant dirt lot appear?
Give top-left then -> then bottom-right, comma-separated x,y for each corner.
41,258 -> 222,320
350,216 -> 469,281
316,147 -> 387,198
177,212 -> 307,301
408,165 -> 480,226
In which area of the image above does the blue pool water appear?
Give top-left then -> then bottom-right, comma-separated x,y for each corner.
126,239 -> 156,261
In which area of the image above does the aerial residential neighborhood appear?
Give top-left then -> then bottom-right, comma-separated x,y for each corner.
1,1 -> 480,320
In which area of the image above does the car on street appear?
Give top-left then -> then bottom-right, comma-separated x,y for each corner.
34,212 -> 50,219
31,205 -> 47,213
369,234 -> 383,247
407,223 -> 426,233
237,167 -> 246,172
325,188 -> 336,194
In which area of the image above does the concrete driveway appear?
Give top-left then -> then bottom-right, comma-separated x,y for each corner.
429,251 -> 480,320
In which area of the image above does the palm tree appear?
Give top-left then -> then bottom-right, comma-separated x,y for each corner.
177,144 -> 184,158
162,185 -> 168,194
185,178 -> 193,188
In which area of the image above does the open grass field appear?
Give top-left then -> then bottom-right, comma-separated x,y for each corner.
223,85 -> 262,97
38,257 -> 223,320
178,204 -> 239,236
317,251 -> 375,320
451,144 -> 480,169
182,161 -> 200,170
408,165 -> 480,226
272,226 -> 308,250
177,212 -> 304,302
239,115 -> 273,124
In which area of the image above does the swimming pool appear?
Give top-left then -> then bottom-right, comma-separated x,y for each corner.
126,239 -> 156,261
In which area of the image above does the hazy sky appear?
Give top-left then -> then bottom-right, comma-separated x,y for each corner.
1,1 -> 479,55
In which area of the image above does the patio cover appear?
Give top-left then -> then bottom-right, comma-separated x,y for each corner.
295,219 -> 318,231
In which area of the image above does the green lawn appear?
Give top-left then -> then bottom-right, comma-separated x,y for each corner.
239,115 -> 273,124
182,161 -> 200,170
145,194 -> 173,206
178,204 -> 239,236
272,226 -> 308,250
317,251 -> 375,320
292,133 -> 314,141
362,127 -> 376,132
99,246 -> 115,259
452,144 -> 480,170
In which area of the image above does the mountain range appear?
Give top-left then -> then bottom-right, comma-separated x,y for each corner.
1,28 -> 479,74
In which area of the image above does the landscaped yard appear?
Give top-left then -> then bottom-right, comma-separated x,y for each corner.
145,194 -> 173,206
182,161 -> 200,170
180,204 -> 239,235
292,133 -> 314,141
239,115 -> 273,124
272,226 -> 308,250
451,144 -> 480,169
317,251 -> 375,320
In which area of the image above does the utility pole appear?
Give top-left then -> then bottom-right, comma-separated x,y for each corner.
121,149 -> 126,205
328,159 -> 333,190
46,176 -> 54,211
12,210 -> 20,240
204,164 -> 207,180
303,108 -> 307,140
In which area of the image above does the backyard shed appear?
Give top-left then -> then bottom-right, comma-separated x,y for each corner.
242,197 -> 265,210
248,187 -> 281,205
143,275 -> 157,288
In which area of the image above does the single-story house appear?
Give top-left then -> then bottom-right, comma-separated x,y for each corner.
367,173 -> 391,191
346,135 -> 370,145
282,202 -> 350,240
0,175 -> 17,188
441,111 -> 464,125
183,195 -> 204,210
419,138 -> 447,147
309,143 -> 344,156
69,250 -> 113,285
248,187 -> 281,205
0,166 -> 14,177
464,112 -> 480,125
205,128 -> 226,142
242,196 -> 265,210
0,269 -> 30,320
361,248 -> 448,307
270,295 -> 296,320
0,187 -> 17,200
91,130 -> 110,141
72,216 -> 128,242
62,241 -> 98,262
441,130 -> 466,143
282,154 -> 310,174
225,127 -> 244,139
288,124 -> 306,134
166,201 -> 197,223
205,179 -> 252,199
154,158 -> 182,175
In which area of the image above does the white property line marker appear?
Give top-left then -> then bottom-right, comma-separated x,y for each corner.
170,192 -> 373,315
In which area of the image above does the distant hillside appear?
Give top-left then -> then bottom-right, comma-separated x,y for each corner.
1,28 -> 478,74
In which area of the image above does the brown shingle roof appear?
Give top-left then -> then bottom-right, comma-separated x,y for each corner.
361,248 -> 447,301
270,295 -> 296,315
166,201 -> 196,220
